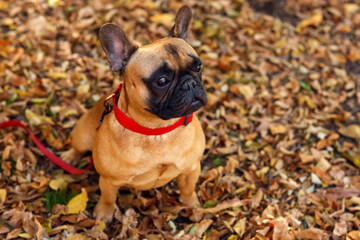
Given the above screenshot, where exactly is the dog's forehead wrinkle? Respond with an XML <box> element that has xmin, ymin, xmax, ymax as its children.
<box><xmin>164</xmin><ymin>43</ymin><xmax>179</xmax><ymax>58</ymax></box>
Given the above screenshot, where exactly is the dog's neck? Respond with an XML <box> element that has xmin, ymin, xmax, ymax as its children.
<box><xmin>116</xmin><ymin>83</ymin><xmax>180</xmax><ymax>129</ymax></box>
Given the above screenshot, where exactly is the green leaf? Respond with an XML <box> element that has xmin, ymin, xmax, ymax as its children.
<box><xmin>299</xmin><ymin>81</ymin><xmax>312</xmax><ymax>91</ymax></box>
<box><xmin>188</xmin><ymin>225</ymin><xmax>199</xmax><ymax>235</ymax></box>
<box><xmin>213</xmin><ymin>157</ymin><xmax>222</xmax><ymax>166</ymax></box>
<box><xmin>202</xmin><ymin>200</ymin><xmax>218</xmax><ymax>208</ymax></box>
<box><xmin>6</xmin><ymin>92</ymin><xmax>18</xmax><ymax>105</ymax></box>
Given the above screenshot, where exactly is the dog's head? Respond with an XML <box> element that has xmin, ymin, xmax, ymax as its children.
<box><xmin>99</xmin><ymin>5</ymin><xmax>207</xmax><ymax>120</ymax></box>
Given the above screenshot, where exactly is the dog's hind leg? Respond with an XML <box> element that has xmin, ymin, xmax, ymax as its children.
<box><xmin>61</xmin><ymin>97</ymin><xmax>106</xmax><ymax>163</ymax></box>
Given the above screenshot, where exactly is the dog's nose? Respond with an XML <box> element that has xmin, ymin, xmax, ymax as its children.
<box><xmin>181</xmin><ymin>79</ymin><xmax>196</xmax><ymax>90</ymax></box>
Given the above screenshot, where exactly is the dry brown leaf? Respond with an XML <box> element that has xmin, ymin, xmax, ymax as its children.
<box><xmin>196</xmin><ymin>199</ymin><xmax>250</xmax><ymax>214</ymax></box>
<box><xmin>272</xmin><ymin>217</ymin><xmax>294</xmax><ymax>240</ymax></box>
<box><xmin>295</xmin><ymin>228</ymin><xmax>329</xmax><ymax>240</ymax></box>
<box><xmin>333</xmin><ymin>220</ymin><xmax>347</xmax><ymax>237</ymax></box>
<box><xmin>347</xmin><ymin>231</ymin><xmax>360</xmax><ymax>240</ymax></box>
<box><xmin>150</xmin><ymin>13</ymin><xmax>174</xmax><ymax>25</ymax></box>
<box><xmin>339</xmin><ymin>125</ymin><xmax>360</xmax><ymax>139</ymax></box>
<box><xmin>196</xmin><ymin>219</ymin><xmax>213</xmax><ymax>238</ymax></box>
<box><xmin>296</xmin><ymin>12</ymin><xmax>323</xmax><ymax>32</ymax></box>
<box><xmin>269</xmin><ymin>125</ymin><xmax>287</xmax><ymax>135</ymax></box>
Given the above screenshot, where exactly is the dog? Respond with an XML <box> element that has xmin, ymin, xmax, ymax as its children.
<box><xmin>61</xmin><ymin>5</ymin><xmax>207</xmax><ymax>223</ymax></box>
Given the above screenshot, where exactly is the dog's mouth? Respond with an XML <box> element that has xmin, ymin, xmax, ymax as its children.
<box><xmin>191</xmin><ymin>98</ymin><xmax>201</xmax><ymax>106</ymax></box>
<box><xmin>184</xmin><ymin>96</ymin><xmax>207</xmax><ymax>115</ymax></box>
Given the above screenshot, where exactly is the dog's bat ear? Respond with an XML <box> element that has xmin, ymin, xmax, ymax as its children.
<box><xmin>169</xmin><ymin>5</ymin><xmax>192</xmax><ymax>41</ymax></box>
<box><xmin>99</xmin><ymin>23</ymin><xmax>138</xmax><ymax>73</ymax></box>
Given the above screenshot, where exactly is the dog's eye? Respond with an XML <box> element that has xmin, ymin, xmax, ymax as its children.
<box><xmin>195</xmin><ymin>63</ymin><xmax>202</xmax><ymax>72</ymax></box>
<box><xmin>157</xmin><ymin>77</ymin><xmax>169</xmax><ymax>87</ymax></box>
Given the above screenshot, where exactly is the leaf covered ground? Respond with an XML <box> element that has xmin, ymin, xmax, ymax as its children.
<box><xmin>1</xmin><ymin>0</ymin><xmax>360</xmax><ymax>239</ymax></box>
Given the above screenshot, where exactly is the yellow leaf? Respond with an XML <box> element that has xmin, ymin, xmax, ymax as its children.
<box><xmin>233</xmin><ymin>218</ymin><xmax>246</xmax><ymax>237</ymax></box>
<box><xmin>353</xmin><ymin>154</ymin><xmax>360</xmax><ymax>168</ymax></box>
<box><xmin>238</xmin><ymin>84</ymin><xmax>254</xmax><ymax>99</ymax></box>
<box><xmin>48</xmin><ymin>0</ymin><xmax>60</xmax><ymax>8</ymax></box>
<box><xmin>15</xmin><ymin>89</ymin><xmax>30</xmax><ymax>97</ymax></box>
<box><xmin>303</xmin><ymin>95</ymin><xmax>317</xmax><ymax>109</ymax></box>
<box><xmin>67</xmin><ymin>188</ymin><xmax>88</xmax><ymax>214</ymax></box>
<box><xmin>65</xmin><ymin>234</ymin><xmax>90</xmax><ymax>240</ymax></box>
<box><xmin>18</xmin><ymin>233</ymin><xmax>31</xmax><ymax>238</ymax></box>
<box><xmin>47</xmin><ymin>71</ymin><xmax>68</xmax><ymax>80</ymax></box>
<box><xmin>77</xmin><ymin>83</ymin><xmax>90</xmax><ymax>95</ymax></box>
<box><xmin>339</xmin><ymin>125</ymin><xmax>360</xmax><ymax>139</ymax></box>
<box><xmin>49</xmin><ymin>178</ymin><xmax>68</xmax><ymax>191</ymax></box>
<box><xmin>150</xmin><ymin>13</ymin><xmax>174</xmax><ymax>25</ymax></box>
<box><xmin>227</xmin><ymin>234</ymin><xmax>239</xmax><ymax>240</ymax></box>
<box><xmin>269</xmin><ymin>125</ymin><xmax>287</xmax><ymax>135</ymax></box>
<box><xmin>25</xmin><ymin>109</ymin><xmax>54</xmax><ymax>126</ymax></box>
<box><xmin>344</xmin><ymin>4</ymin><xmax>359</xmax><ymax>13</ymax></box>
<box><xmin>42</xmin><ymin>219</ymin><xmax>52</xmax><ymax>233</ymax></box>
<box><xmin>94</xmin><ymin>220</ymin><xmax>106</xmax><ymax>231</ymax></box>
<box><xmin>0</xmin><ymin>1</ymin><xmax>9</xmax><ymax>10</ymax></box>
<box><xmin>296</xmin><ymin>12</ymin><xmax>323</xmax><ymax>32</ymax></box>
<box><xmin>0</xmin><ymin>189</ymin><xmax>6</xmax><ymax>206</ymax></box>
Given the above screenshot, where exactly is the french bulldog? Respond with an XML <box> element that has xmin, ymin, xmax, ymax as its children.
<box><xmin>61</xmin><ymin>5</ymin><xmax>207</xmax><ymax>222</ymax></box>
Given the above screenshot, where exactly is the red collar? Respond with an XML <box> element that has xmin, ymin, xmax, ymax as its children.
<box><xmin>112</xmin><ymin>83</ymin><xmax>193</xmax><ymax>135</ymax></box>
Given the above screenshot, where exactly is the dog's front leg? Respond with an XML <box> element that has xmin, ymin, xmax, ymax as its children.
<box><xmin>93</xmin><ymin>176</ymin><xmax>120</xmax><ymax>223</ymax></box>
<box><xmin>177</xmin><ymin>161</ymin><xmax>201</xmax><ymax>208</ymax></box>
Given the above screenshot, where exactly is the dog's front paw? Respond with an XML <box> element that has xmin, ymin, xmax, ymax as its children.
<box><xmin>61</xmin><ymin>148</ymin><xmax>82</xmax><ymax>163</ymax></box>
<box><xmin>93</xmin><ymin>202</ymin><xmax>118</xmax><ymax>223</ymax></box>
<box><xmin>180</xmin><ymin>192</ymin><xmax>200</xmax><ymax>208</ymax></box>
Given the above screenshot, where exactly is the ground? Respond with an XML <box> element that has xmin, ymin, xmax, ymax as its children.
<box><xmin>0</xmin><ymin>0</ymin><xmax>360</xmax><ymax>239</ymax></box>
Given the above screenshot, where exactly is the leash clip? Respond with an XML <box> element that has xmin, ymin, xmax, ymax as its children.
<box><xmin>103</xmin><ymin>93</ymin><xmax>115</xmax><ymax>109</ymax></box>
<box><xmin>98</xmin><ymin>94</ymin><xmax>115</xmax><ymax>130</ymax></box>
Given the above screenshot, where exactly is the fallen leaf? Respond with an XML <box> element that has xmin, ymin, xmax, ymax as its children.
<box><xmin>333</xmin><ymin>220</ymin><xmax>347</xmax><ymax>236</ymax></box>
<box><xmin>6</xmin><ymin>228</ymin><xmax>22</xmax><ymax>239</ymax></box>
<box><xmin>238</xmin><ymin>84</ymin><xmax>254</xmax><ymax>99</ymax></box>
<box><xmin>0</xmin><ymin>225</ymin><xmax>10</xmax><ymax>234</ymax></box>
<box><xmin>0</xmin><ymin>1</ymin><xmax>9</xmax><ymax>9</ymax></box>
<box><xmin>347</xmin><ymin>231</ymin><xmax>360</xmax><ymax>240</ymax></box>
<box><xmin>233</xmin><ymin>218</ymin><xmax>246</xmax><ymax>237</ymax></box>
<box><xmin>18</xmin><ymin>233</ymin><xmax>31</xmax><ymax>238</ymax></box>
<box><xmin>67</xmin><ymin>188</ymin><xmax>88</xmax><ymax>214</ymax></box>
<box><xmin>296</xmin><ymin>12</ymin><xmax>323</xmax><ymax>32</ymax></box>
<box><xmin>30</xmin><ymin>177</ymin><xmax>50</xmax><ymax>189</ymax></box>
<box><xmin>25</xmin><ymin>109</ymin><xmax>54</xmax><ymax>126</ymax></box>
<box><xmin>49</xmin><ymin>178</ymin><xmax>68</xmax><ymax>191</ymax></box>
<box><xmin>338</xmin><ymin>125</ymin><xmax>360</xmax><ymax>139</ymax></box>
<box><xmin>273</xmin><ymin>217</ymin><xmax>293</xmax><ymax>240</ymax></box>
<box><xmin>196</xmin><ymin>199</ymin><xmax>250</xmax><ymax>214</ymax></box>
<box><xmin>94</xmin><ymin>220</ymin><xmax>106</xmax><ymax>232</ymax></box>
<box><xmin>315</xmin><ymin>158</ymin><xmax>331</xmax><ymax>172</ymax></box>
<box><xmin>295</xmin><ymin>228</ymin><xmax>329</xmax><ymax>240</ymax></box>
<box><xmin>65</xmin><ymin>233</ymin><xmax>90</xmax><ymax>240</ymax></box>
<box><xmin>269</xmin><ymin>125</ymin><xmax>287</xmax><ymax>135</ymax></box>
<box><xmin>77</xmin><ymin>83</ymin><xmax>90</xmax><ymax>96</ymax></box>
<box><xmin>344</xmin><ymin>4</ymin><xmax>359</xmax><ymax>13</ymax></box>
<box><xmin>196</xmin><ymin>219</ymin><xmax>213</xmax><ymax>238</ymax></box>
<box><xmin>299</xmin><ymin>153</ymin><xmax>314</xmax><ymax>164</ymax></box>
<box><xmin>0</xmin><ymin>189</ymin><xmax>6</xmax><ymax>206</ymax></box>
<box><xmin>150</xmin><ymin>13</ymin><xmax>174</xmax><ymax>25</ymax></box>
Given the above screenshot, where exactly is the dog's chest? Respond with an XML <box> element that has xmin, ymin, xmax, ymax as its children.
<box><xmin>93</xmin><ymin>122</ymin><xmax>203</xmax><ymax>189</ymax></box>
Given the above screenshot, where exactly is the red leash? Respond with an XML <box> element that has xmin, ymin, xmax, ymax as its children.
<box><xmin>0</xmin><ymin>120</ymin><xmax>93</xmax><ymax>174</ymax></box>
